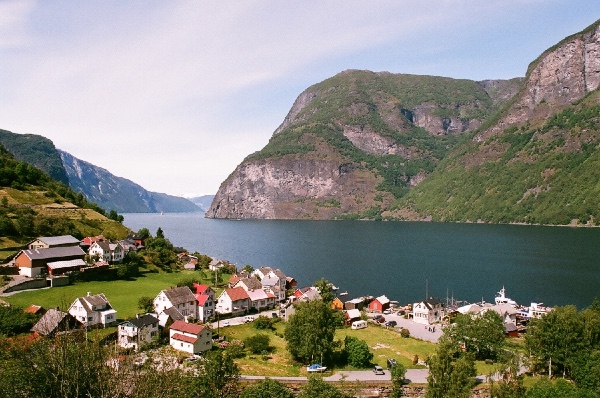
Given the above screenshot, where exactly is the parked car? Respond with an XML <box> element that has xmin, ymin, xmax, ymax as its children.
<box><xmin>387</xmin><ymin>358</ymin><xmax>397</xmax><ymax>369</ymax></box>
<box><xmin>307</xmin><ymin>363</ymin><xmax>327</xmax><ymax>373</ymax></box>
<box><xmin>373</xmin><ymin>314</ymin><xmax>383</xmax><ymax>321</ymax></box>
<box><xmin>385</xmin><ymin>320</ymin><xmax>397</xmax><ymax>327</ymax></box>
<box><xmin>244</xmin><ymin>316</ymin><xmax>255</xmax><ymax>323</ymax></box>
<box><xmin>376</xmin><ymin>316</ymin><xmax>386</xmax><ymax>323</ymax></box>
<box><xmin>383</xmin><ymin>309</ymin><xmax>391</xmax><ymax>314</ymax></box>
<box><xmin>373</xmin><ymin>365</ymin><xmax>385</xmax><ymax>375</ymax></box>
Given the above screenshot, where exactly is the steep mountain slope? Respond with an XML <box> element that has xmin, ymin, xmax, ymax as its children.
<box><xmin>392</xmin><ymin>20</ymin><xmax>600</xmax><ymax>225</ymax></box>
<box><xmin>59</xmin><ymin>150</ymin><xmax>200</xmax><ymax>213</ymax></box>
<box><xmin>208</xmin><ymin>19</ymin><xmax>599</xmax><ymax>224</ymax></box>
<box><xmin>0</xmin><ymin>143</ymin><xmax>129</xmax><ymax>259</ymax></box>
<box><xmin>207</xmin><ymin>71</ymin><xmax>521</xmax><ymax>219</ymax></box>
<box><xmin>0</xmin><ymin>129</ymin><xmax>69</xmax><ymax>185</ymax></box>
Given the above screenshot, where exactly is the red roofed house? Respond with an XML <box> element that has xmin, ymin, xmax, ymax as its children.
<box><xmin>368</xmin><ymin>295</ymin><xmax>391</xmax><ymax>313</ymax></box>
<box><xmin>216</xmin><ymin>287</ymin><xmax>250</xmax><ymax>316</ymax></box>
<box><xmin>169</xmin><ymin>320</ymin><xmax>212</xmax><ymax>355</ymax></box>
<box><xmin>193</xmin><ymin>284</ymin><xmax>215</xmax><ymax>322</ymax></box>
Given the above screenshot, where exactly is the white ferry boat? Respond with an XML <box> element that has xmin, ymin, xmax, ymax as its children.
<box><xmin>495</xmin><ymin>287</ymin><xmax>518</xmax><ymax>307</ymax></box>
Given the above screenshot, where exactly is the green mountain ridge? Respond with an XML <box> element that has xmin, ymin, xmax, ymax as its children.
<box><xmin>0</xmin><ymin>144</ymin><xmax>130</xmax><ymax>259</ymax></box>
<box><xmin>207</xmin><ymin>19</ymin><xmax>600</xmax><ymax>225</ymax></box>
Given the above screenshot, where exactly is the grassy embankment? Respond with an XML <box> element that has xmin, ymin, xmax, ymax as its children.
<box><xmin>3</xmin><ymin>269</ymin><xmax>231</xmax><ymax>320</ymax></box>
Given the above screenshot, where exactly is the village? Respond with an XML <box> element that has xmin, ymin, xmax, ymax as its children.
<box><xmin>0</xmin><ymin>233</ymin><xmax>554</xmax><ymax>370</ymax></box>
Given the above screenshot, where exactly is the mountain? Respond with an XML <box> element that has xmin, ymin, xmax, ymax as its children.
<box><xmin>390</xmin><ymin>20</ymin><xmax>600</xmax><ymax>225</ymax></box>
<box><xmin>58</xmin><ymin>150</ymin><xmax>200</xmax><ymax>213</ymax></box>
<box><xmin>0</xmin><ymin>129</ymin><xmax>69</xmax><ymax>185</ymax></box>
<box><xmin>186</xmin><ymin>195</ymin><xmax>215</xmax><ymax>212</ymax></box>
<box><xmin>0</xmin><ymin>143</ymin><xmax>130</xmax><ymax>259</ymax></box>
<box><xmin>207</xmin><ymin>19</ymin><xmax>599</xmax><ymax>225</ymax></box>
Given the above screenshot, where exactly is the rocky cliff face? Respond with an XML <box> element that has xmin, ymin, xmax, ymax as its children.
<box><xmin>208</xmin><ymin>20</ymin><xmax>599</xmax><ymax>222</ymax></box>
<box><xmin>475</xmin><ymin>22</ymin><xmax>600</xmax><ymax>143</ymax></box>
<box><xmin>59</xmin><ymin>150</ymin><xmax>200</xmax><ymax>213</ymax></box>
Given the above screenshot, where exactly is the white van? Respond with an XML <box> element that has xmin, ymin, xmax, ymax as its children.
<box><xmin>351</xmin><ymin>320</ymin><xmax>367</xmax><ymax>330</ymax></box>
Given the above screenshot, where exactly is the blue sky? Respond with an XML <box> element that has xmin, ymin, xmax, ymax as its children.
<box><xmin>0</xmin><ymin>1</ymin><xmax>598</xmax><ymax>196</ymax></box>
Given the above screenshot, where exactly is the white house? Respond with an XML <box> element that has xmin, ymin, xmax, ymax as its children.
<box><xmin>68</xmin><ymin>292</ymin><xmax>117</xmax><ymax>328</ymax></box>
<box><xmin>118</xmin><ymin>314</ymin><xmax>159</xmax><ymax>350</ymax></box>
<box><xmin>246</xmin><ymin>288</ymin><xmax>276</xmax><ymax>311</ymax></box>
<box><xmin>154</xmin><ymin>286</ymin><xmax>198</xmax><ymax>320</ymax></box>
<box><xmin>169</xmin><ymin>320</ymin><xmax>212</xmax><ymax>355</ymax></box>
<box><xmin>412</xmin><ymin>297</ymin><xmax>444</xmax><ymax>325</ymax></box>
<box><xmin>252</xmin><ymin>267</ymin><xmax>287</xmax><ymax>302</ymax></box>
<box><xmin>88</xmin><ymin>241</ymin><xmax>125</xmax><ymax>264</ymax></box>
<box><xmin>216</xmin><ymin>287</ymin><xmax>250</xmax><ymax>316</ymax></box>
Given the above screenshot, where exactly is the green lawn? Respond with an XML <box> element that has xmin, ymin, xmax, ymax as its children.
<box><xmin>3</xmin><ymin>270</ymin><xmax>230</xmax><ymax>320</ymax></box>
<box><xmin>220</xmin><ymin>321</ymin><xmax>437</xmax><ymax>377</ymax></box>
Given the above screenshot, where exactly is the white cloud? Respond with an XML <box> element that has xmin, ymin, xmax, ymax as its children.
<box><xmin>0</xmin><ymin>0</ymin><xmax>35</xmax><ymax>48</ymax></box>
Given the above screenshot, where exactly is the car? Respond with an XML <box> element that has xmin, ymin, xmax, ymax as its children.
<box><xmin>385</xmin><ymin>320</ymin><xmax>397</xmax><ymax>327</ymax></box>
<box><xmin>387</xmin><ymin>358</ymin><xmax>397</xmax><ymax>369</ymax></box>
<box><xmin>383</xmin><ymin>309</ymin><xmax>391</xmax><ymax>315</ymax></box>
<box><xmin>244</xmin><ymin>316</ymin><xmax>255</xmax><ymax>323</ymax></box>
<box><xmin>373</xmin><ymin>365</ymin><xmax>385</xmax><ymax>375</ymax></box>
<box><xmin>373</xmin><ymin>314</ymin><xmax>383</xmax><ymax>321</ymax></box>
<box><xmin>376</xmin><ymin>316</ymin><xmax>386</xmax><ymax>323</ymax></box>
<box><xmin>307</xmin><ymin>363</ymin><xmax>327</xmax><ymax>373</ymax></box>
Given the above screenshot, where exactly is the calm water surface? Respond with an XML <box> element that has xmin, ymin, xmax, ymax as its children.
<box><xmin>123</xmin><ymin>213</ymin><xmax>600</xmax><ymax>309</ymax></box>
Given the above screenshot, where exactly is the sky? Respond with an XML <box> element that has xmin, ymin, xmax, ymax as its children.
<box><xmin>0</xmin><ymin>1</ymin><xmax>598</xmax><ymax>197</ymax></box>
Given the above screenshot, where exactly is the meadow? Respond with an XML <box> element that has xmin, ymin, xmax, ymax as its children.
<box><xmin>3</xmin><ymin>269</ymin><xmax>229</xmax><ymax>319</ymax></box>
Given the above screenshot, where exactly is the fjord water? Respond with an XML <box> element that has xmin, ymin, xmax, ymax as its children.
<box><xmin>123</xmin><ymin>213</ymin><xmax>600</xmax><ymax>309</ymax></box>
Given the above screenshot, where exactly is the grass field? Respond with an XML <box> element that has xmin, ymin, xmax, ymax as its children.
<box><xmin>219</xmin><ymin>321</ymin><xmax>437</xmax><ymax>377</ymax></box>
<box><xmin>2</xmin><ymin>269</ymin><xmax>230</xmax><ymax>319</ymax></box>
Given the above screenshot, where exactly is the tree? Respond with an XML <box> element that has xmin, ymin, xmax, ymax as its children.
<box><xmin>284</xmin><ymin>300</ymin><xmax>338</xmax><ymax>364</ymax></box>
<box><xmin>525</xmin><ymin>305</ymin><xmax>587</xmax><ymax>377</ymax></box>
<box><xmin>244</xmin><ymin>334</ymin><xmax>271</xmax><ymax>355</ymax></box>
<box><xmin>344</xmin><ymin>336</ymin><xmax>373</xmax><ymax>368</ymax></box>
<box><xmin>138</xmin><ymin>296</ymin><xmax>154</xmax><ymax>313</ymax></box>
<box><xmin>0</xmin><ymin>306</ymin><xmax>40</xmax><ymax>337</ymax></box>
<box><xmin>241</xmin><ymin>265</ymin><xmax>254</xmax><ymax>274</ymax></box>
<box><xmin>426</xmin><ymin>339</ymin><xmax>476</xmax><ymax>398</ymax></box>
<box><xmin>254</xmin><ymin>315</ymin><xmax>275</xmax><ymax>330</ymax></box>
<box><xmin>489</xmin><ymin>351</ymin><xmax>526</xmax><ymax>398</ymax></box>
<box><xmin>156</xmin><ymin>227</ymin><xmax>165</xmax><ymax>239</ymax></box>
<box><xmin>241</xmin><ymin>378</ymin><xmax>294</xmax><ymax>398</ymax></box>
<box><xmin>297</xmin><ymin>376</ymin><xmax>343</xmax><ymax>398</ymax></box>
<box><xmin>525</xmin><ymin>377</ymin><xmax>580</xmax><ymax>398</ymax></box>
<box><xmin>390</xmin><ymin>362</ymin><xmax>407</xmax><ymax>398</ymax></box>
<box><xmin>446</xmin><ymin>310</ymin><xmax>505</xmax><ymax>360</ymax></box>
<box><xmin>314</xmin><ymin>278</ymin><xmax>335</xmax><ymax>304</ymax></box>
<box><xmin>187</xmin><ymin>350</ymin><xmax>240</xmax><ymax>398</ymax></box>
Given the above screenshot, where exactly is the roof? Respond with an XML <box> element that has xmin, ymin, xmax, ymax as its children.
<box><xmin>162</xmin><ymin>286</ymin><xmax>197</xmax><ymax>306</ymax></box>
<box><xmin>193</xmin><ymin>283</ymin><xmax>211</xmax><ymax>294</ymax></box>
<box><xmin>33</xmin><ymin>235</ymin><xmax>80</xmax><ymax>246</ymax></box>
<box><xmin>122</xmin><ymin>314</ymin><xmax>158</xmax><ymax>329</ymax></box>
<box><xmin>505</xmin><ymin>323</ymin><xmax>518</xmax><ymax>332</ymax></box>
<box><xmin>272</xmin><ymin>269</ymin><xmax>286</xmax><ymax>279</ymax></box>
<box><xmin>196</xmin><ymin>294</ymin><xmax>210</xmax><ymax>306</ymax></box>
<box><xmin>256</xmin><ymin>267</ymin><xmax>272</xmax><ymax>275</ymax></box>
<box><xmin>170</xmin><ymin>320</ymin><xmax>205</xmax><ymax>334</ymax></box>
<box><xmin>346</xmin><ymin>298</ymin><xmax>365</xmax><ymax>304</ymax></box>
<box><xmin>374</xmin><ymin>295</ymin><xmax>390</xmax><ymax>305</ymax></box>
<box><xmin>47</xmin><ymin>259</ymin><xmax>86</xmax><ymax>270</ymax></box>
<box><xmin>246</xmin><ymin>288</ymin><xmax>270</xmax><ymax>301</ymax></box>
<box><xmin>162</xmin><ymin>306</ymin><xmax>185</xmax><ymax>320</ymax></box>
<box><xmin>31</xmin><ymin>309</ymin><xmax>78</xmax><ymax>335</ymax></box>
<box><xmin>171</xmin><ymin>333</ymin><xmax>197</xmax><ymax>344</ymax></box>
<box><xmin>224</xmin><ymin>287</ymin><xmax>250</xmax><ymax>302</ymax></box>
<box><xmin>19</xmin><ymin>246</ymin><xmax>86</xmax><ymax>261</ymax></box>
<box><xmin>24</xmin><ymin>304</ymin><xmax>44</xmax><ymax>314</ymax></box>
<box><xmin>237</xmin><ymin>277</ymin><xmax>262</xmax><ymax>290</ymax></box>
<box><xmin>346</xmin><ymin>309</ymin><xmax>361</xmax><ymax>319</ymax></box>
<box><xmin>261</xmin><ymin>275</ymin><xmax>279</xmax><ymax>286</ymax></box>
<box><xmin>73</xmin><ymin>293</ymin><xmax>111</xmax><ymax>313</ymax></box>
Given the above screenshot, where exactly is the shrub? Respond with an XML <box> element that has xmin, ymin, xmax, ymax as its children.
<box><xmin>244</xmin><ymin>334</ymin><xmax>271</xmax><ymax>355</ymax></box>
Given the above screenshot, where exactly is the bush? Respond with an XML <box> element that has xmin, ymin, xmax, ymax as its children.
<box><xmin>244</xmin><ymin>334</ymin><xmax>271</xmax><ymax>355</ymax></box>
<box><xmin>400</xmin><ymin>328</ymin><xmax>410</xmax><ymax>338</ymax></box>
<box><xmin>254</xmin><ymin>316</ymin><xmax>274</xmax><ymax>330</ymax></box>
